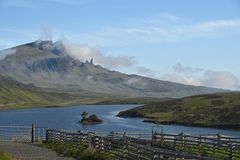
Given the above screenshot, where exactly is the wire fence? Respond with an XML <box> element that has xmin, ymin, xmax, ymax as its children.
<box><xmin>0</xmin><ymin>124</ymin><xmax>46</xmax><ymax>142</ymax></box>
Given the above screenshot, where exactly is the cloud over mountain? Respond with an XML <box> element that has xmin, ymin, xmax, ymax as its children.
<box><xmin>161</xmin><ymin>63</ymin><xmax>240</xmax><ymax>90</ymax></box>
<box><xmin>202</xmin><ymin>70</ymin><xmax>240</xmax><ymax>90</ymax></box>
<box><xmin>64</xmin><ymin>43</ymin><xmax>136</xmax><ymax>69</ymax></box>
<box><xmin>0</xmin><ymin>48</ymin><xmax>16</xmax><ymax>60</ymax></box>
<box><xmin>173</xmin><ymin>63</ymin><xmax>204</xmax><ymax>73</ymax></box>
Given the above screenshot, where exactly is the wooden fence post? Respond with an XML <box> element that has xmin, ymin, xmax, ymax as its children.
<box><xmin>173</xmin><ymin>135</ymin><xmax>176</xmax><ymax>150</ymax></box>
<box><xmin>110</xmin><ymin>131</ymin><xmax>115</xmax><ymax>139</ymax></box>
<box><xmin>45</xmin><ymin>129</ymin><xmax>49</xmax><ymax>141</ymax></box>
<box><xmin>137</xmin><ymin>146</ymin><xmax>141</xmax><ymax>160</ymax></box>
<box><xmin>160</xmin><ymin>132</ymin><xmax>164</xmax><ymax>146</ymax></box>
<box><xmin>31</xmin><ymin>123</ymin><xmax>36</xmax><ymax>143</ymax></box>
<box><xmin>88</xmin><ymin>132</ymin><xmax>93</xmax><ymax>148</ymax></box>
<box><xmin>100</xmin><ymin>137</ymin><xmax>104</xmax><ymax>151</ymax></box>
<box><xmin>123</xmin><ymin>138</ymin><xmax>128</xmax><ymax>160</ymax></box>
<box><xmin>183</xmin><ymin>135</ymin><xmax>186</xmax><ymax>150</ymax></box>
<box><xmin>107</xmin><ymin>139</ymin><xmax>111</xmax><ymax>151</ymax></box>
<box><xmin>198</xmin><ymin>135</ymin><xmax>201</xmax><ymax>154</ymax></box>
<box><xmin>229</xmin><ymin>143</ymin><xmax>234</xmax><ymax>160</ymax></box>
<box><xmin>123</xmin><ymin>132</ymin><xmax>127</xmax><ymax>143</ymax></box>
<box><xmin>94</xmin><ymin>136</ymin><xmax>99</xmax><ymax>150</ymax></box>
<box><xmin>217</xmin><ymin>133</ymin><xmax>220</xmax><ymax>147</ymax></box>
<box><xmin>152</xmin><ymin>150</ymin><xmax>158</xmax><ymax>160</ymax></box>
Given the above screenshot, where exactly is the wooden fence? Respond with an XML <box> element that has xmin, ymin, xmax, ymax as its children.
<box><xmin>46</xmin><ymin>129</ymin><xmax>229</xmax><ymax>160</ymax></box>
<box><xmin>151</xmin><ymin>132</ymin><xmax>240</xmax><ymax>159</ymax></box>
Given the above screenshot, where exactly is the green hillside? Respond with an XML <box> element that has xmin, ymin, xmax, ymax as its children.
<box><xmin>118</xmin><ymin>92</ymin><xmax>240</xmax><ymax>129</ymax></box>
<box><xmin>0</xmin><ymin>74</ymin><xmax>106</xmax><ymax>110</ymax></box>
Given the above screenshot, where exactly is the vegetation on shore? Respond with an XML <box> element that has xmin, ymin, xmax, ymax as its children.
<box><xmin>44</xmin><ymin>141</ymin><xmax>113</xmax><ymax>160</ymax></box>
<box><xmin>79</xmin><ymin>111</ymin><xmax>103</xmax><ymax>125</ymax></box>
<box><xmin>0</xmin><ymin>151</ymin><xmax>11</xmax><ymax>160</ymax></box>
<box><xmin>117</xmin><ymin>92</ymin><xmax>240</xmax><ymax>129</ymax></box>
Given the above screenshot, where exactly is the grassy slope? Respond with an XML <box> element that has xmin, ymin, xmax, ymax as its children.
<box><xmin>0</xmin><ymin>74</ymin><xmax>108</xmax><ymax>110</ymax></box>
<box><xmin>95</xmin><ymin>97</ymin><xmax>171</xmax><ymax>105</ymax></box>
<box><xmin>117</xmin><ymin>92</ymin><xmax>240</xmax><ymax>129</ymax></box>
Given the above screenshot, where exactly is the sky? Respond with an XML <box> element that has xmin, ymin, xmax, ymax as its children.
<box><xmin>0</xmin><ymin>0</ymin><xmax>240</xmax><ymax>90</ymax></box>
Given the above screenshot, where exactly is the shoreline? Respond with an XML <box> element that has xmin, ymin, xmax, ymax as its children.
<box><xmin>117</xmin><ymin>114</ymin><xmax>240</xmax><ymax>131</ymax></box>
<box><xmin>0</xmin><ymin>103</ymin><xmax>141</xmax><ymax>111</ymax></box>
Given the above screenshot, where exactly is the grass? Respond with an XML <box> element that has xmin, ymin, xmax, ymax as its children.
<box><xmin>43</xmin><ymin>141</ymin><xmax>114</xmax><ymax>160</ymax></box>
<box><xmin>0</xmin><ymin>74</ymin><xmax>118</xmax><ymax>110</ymax></box>
<box><xmin>118</xmin><ymin>92</ymin><xmax>240</xmax><ymax>129</ymax></box>
<box><xmin>0</xmin><ymin>151</ymin><xmax>11</xmax><ymax>160</ymax></box>
<box><xmin>154</xmin><ymin>141</ymin><xmax>240</xmax><ymax>160</ymax></box>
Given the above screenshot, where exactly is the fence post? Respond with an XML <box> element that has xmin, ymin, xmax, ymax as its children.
<box><xmin>88</xmin><ymin>132</ymin><xmax>94</xmax><ymax>148</ymax></box>
<box><xmin>173</xmin><ymin>135</ymin><xmax>176</xmax><ymax>150</ymax></box>
<box><xmin>100</xmin><ymin>137</ymin><xmax>104</xmax><ymax>151</ymax></box>
<box><xmin>107</xmin><ymin>139</ymin><xmax>111</xmax><ymax>151</ymax></box>
<box><xmin>198</xmin><ymin>135</ymin><xmax>201</xmax><ymax>154</ymax></box>
<box><xmin>94</xmin><ymin>136</ymin><xmax>100</xmax><ymax>150</ymax></box>
<box><xmin>45</xmin><ymin>129</ymin><xmax>49</xmax><ymax>141</ymax></box>
<box><xmin>123</xmin><ymin>138</ymin><xmax>128</xmax><ymax>160</ymax></box>
<box><xmin>183</xmin><ymin>135</ymin><xmax>186</xmax><ymax>150</ymax></box>
<box><xmin>217</xmin><ymin>133</ymin><xmax>220</xmax><ymax>147</ymax></box>
<box><xmin>152</xmin><ymin>150</ymin><xmax>158</xmax><ymax>160</ymax></box>
<box><xmin>123</xmin><ymin>132</ymin><xmax>127</xmax><ymax>143</ymax></box>
<box><xmin>137</xmin><ymin>146</ymin><xmax>141</xmax><ymax>160</ymax></box>
<box><xmin>229</xmin><ymin>143</ymin><xmax>234</xmax><ymax>160</ymax></box>
<box><xmin>161</xmin><ymin>132</ymin><xmax>164</xmax><ymax>146</ymax></box>
<box><xmin>31</xmin><ymin>123</ymin><xmax>36</xmax><ymax>143</ymax></box>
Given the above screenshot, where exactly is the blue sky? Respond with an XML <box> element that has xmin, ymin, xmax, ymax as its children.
<box><xmin>1</xmin><ymin>0</ymin><xmax>240</xmax><ymax>90</ymax></box>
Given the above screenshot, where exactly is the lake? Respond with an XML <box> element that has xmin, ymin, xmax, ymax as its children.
<box><xmin>0</xmin><ymin>105</ymin><xmax>239</xmax><ymax>137</ymax></box>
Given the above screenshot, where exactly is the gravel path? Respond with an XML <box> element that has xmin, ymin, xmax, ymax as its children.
<box><xmin>0</xmin><ymin>141</ymin><xmax>75</xmax><ymax>160</ymax></box>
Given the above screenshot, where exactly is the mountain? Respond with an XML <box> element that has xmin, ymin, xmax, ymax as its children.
<box><xmin>118</xmin><ymin>92</ymin><xmax>240</xmax><ymax>129</ymax></box>
<box><xmin>0</xmin><ymin>40</ymin><xmax>225</xmax><ymax>98</ymax></box>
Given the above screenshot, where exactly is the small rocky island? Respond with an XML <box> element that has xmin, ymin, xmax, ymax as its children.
<box><xmin>79</xmin><ymin>111</ymin><xmax>103</xmax><ymax>125</ymax></box>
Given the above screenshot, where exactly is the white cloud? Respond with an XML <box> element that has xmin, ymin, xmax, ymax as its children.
<box><xmin>79</xmin><ymin>19</ymin><xmax>240</xmax><ymax>46</ymax></box>
<box><xmin>39</xmin><ymin>27</ymin><xmax>53</xmax><ymax>41</ymax></box>
<box><xmin>201</xmin><ymin>70</ymin><xmax>240</xmax><ymax>90</ymax></box>
<box><xmin>1</xmin><ymin>16</ymin><xmax>240</xmax><ymax>48</ymax></box>
<box><xmin>161</xmin><ymin>74</ymin><xmax>203</xmax><ymax>86</ymax></box>
<box><xmin>173</xmin><ymin>63</ymin><xmax>204</xmax><ymax>73</ymax></box>
<box><xmin>0</xmin><ymin>48</ymin><xmax>16</xmax><ymax>60</ymax></box>
<box><xmin>160</xmin><ymin>64</ymin><xmax>240</xmax><ymax>90</ymax></box>
<box><xmin>64</xmin><ymin>43</ymin><xmax>136</xmax><ymax>69</ymax></box>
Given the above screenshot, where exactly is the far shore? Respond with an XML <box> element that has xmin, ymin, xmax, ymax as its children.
<box><xmin>117</xmin><ymin>113</ymin><xmax>240</xmax><ymax>131</ymax></box>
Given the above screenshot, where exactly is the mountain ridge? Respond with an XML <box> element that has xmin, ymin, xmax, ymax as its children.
<box><xmin>0</xmin><ymin>40</ymin><xmax>226</xmax><ymax>98</ymax></box>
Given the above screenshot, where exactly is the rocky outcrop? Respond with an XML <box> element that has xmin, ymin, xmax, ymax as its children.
<box><xmin>80</xmin><ymin>114</ymin><xmax>103</xmax><ymax>125</ymax></box>
<box><xmin>27</xmin><ymin>56</ymin><xmax>84</xmax><ymax>72</ymax></box>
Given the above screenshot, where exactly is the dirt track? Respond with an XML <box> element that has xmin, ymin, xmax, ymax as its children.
<box><xmin>0</xmin><ymin>141</ymin><xmax>74</xmax><ymax>160</ymax></box>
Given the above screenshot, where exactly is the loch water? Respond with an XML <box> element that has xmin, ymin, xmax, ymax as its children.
<box><xmin>0</xmin><ymin>105</ymin><xmax>239</xmax><ymax>137</ymax></box>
